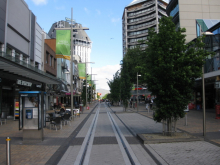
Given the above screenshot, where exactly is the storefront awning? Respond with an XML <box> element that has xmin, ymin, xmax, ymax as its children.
<box><xmin>0</xmin><ymin>53</ymin><xmax>60</xmax><ymax>84</ymax></box>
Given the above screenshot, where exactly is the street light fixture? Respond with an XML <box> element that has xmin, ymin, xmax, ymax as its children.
<box><xmin>137</xmin><ymin>72</ymin><xmax>141</xmax><ymax>112</ymax></box>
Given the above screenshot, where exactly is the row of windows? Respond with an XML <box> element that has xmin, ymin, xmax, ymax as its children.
<box><xmin>128</xmin><ymin>13</ymin><xmax>155</xmax><ymax>23</ymax></box>
<box><xmin>128</xmin><ymin>29</ymin><xmax>149</xmax><ymax>36</ymax></box>
<box><xmin>158</xmin><ymin>9</ymin><xmax>167</xmax><ymax>16</ymax></box>
<box><xmin>128</xmin><ymin>6</ymin><xmax>155</xmax><ymax>17</ymax></box>
<box><xmin>6</xmin><ymin>47</ymin><xmax>28</xmax><ymax>62</ymax></box>
<box><xmin>128</xmin><ymin>27</ymin><xmax>156</xmax><ymax>37</ymax></box>
<box><xmin>46</xmin><ymin>51</ymin><xmax>56</xmax><ymax>69</ymax></box>
<box><xmin>129</xmin><ymin>36</ymin><xmax>147</xmax><ymax>43</ymax></box>
<box><xmin>129</xmin><ymin>44</ymin><xmax>147</xmax><ymax>49</ymax></box>
<box><xmin>213</xmin><ymin>27</ymin><xmax>220</xmax><ymax>35</ymax></box>
<box><xmin>128</xmin><ymin>20</ymin><xmax>156</xmax><ymax>30</ymax></box>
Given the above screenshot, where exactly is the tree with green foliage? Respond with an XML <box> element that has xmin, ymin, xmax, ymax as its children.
<box><xmin>120</xmin><ymin>58</ymin><xmax>133</xmax><ymax>111</ymax></box>
<box><xmin>107</xmin><ymin>70</ymin><xmax>121</xmax><ymax>105</ymax></box>
<box><xmin>140</xmin><ymin>16</ymin><xmax>212</xmax><ymax>135</ymax></box>
<box><xmin>102</xmin><ymin>93</ymin><xmax>109</xmax><ymax>100</ymax></box>
<box><xmin>123</xmin><ymin>47</ymin><xmax>145</xmax><ymax>84</ymax></box>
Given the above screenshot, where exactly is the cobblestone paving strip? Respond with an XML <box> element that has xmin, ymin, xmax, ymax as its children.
<box><xmin>148</xmin><ymin>141</ymin><xmax>220</xmax><ymax>165</ymax></box>
<box><xmin>0</xmin><ymin>144</ymin><xmax>59</xmax><ymax>165</ymax></box>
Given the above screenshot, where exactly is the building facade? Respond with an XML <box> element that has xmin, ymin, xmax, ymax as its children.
<box><xmin>122</xmin><ymin>0</ymin><xmax>168</xmax><ymax>56</ymax></box>
<box><xmin>0</xmin><ymin>0</ymin><xmax>60</xmax><ymax>118</ymax></box>
<box><xmin>166</xmin><ymin>0</ymin><xmax>220</xmax><ymax>43</ymax></box>
<box><xmin>167</xmin><ymin>0</ymin><xmax>220</xmax><ymax>109</ymax></box>
<box><xmin>48</xmin><ymin>20</ymin><xmax>92</xmax><ymax>106</ymax></box>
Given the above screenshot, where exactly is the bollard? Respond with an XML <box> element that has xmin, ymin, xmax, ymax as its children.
<box><xmin>6</xmin><ymin>137</ymin><xmax>11</xmax><ymax>165</ymax></box>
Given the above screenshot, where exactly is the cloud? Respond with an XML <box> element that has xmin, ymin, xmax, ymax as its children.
<box><xmin>111</xmin><ymin>18</ymin><xmax>120</xmax><ymax>23</ymax></box>
<box><xmin>92</xmin><ymin>64</ymin><xmax>121</xmax><ymax>90</ymax></box>
<box><xmin>96</xmin><ymin>9</ymin><xmax>101</xmax><ymax>15</ymax></box>
<box><xmin>84</xmin><ymin>7</ymin><xmax>90</xmax><ymax>14</ymax></box>
<box><xmin>31</xmin><ymin>0</ymin><xmax>48</xmax><ymax>5</ymax></box>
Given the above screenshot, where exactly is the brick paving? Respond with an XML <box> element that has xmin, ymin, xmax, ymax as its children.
<box><xmin>0</xmin><ymin>102</ymin><xmax>97</xmax><ymax>165</ymax></box>
<box><xmin>0</xmin><ymin>102</ymin><xmax>220</xmax><ymax>164</ymax></box>
<box><xmin>126</xmin><ymin>103</ymin><xmax>220</xmax><ymax>145</ymax></box>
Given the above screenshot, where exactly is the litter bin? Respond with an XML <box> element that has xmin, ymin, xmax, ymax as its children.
<box><xmin>215</xmin><ymin>105</ymin><xmax>220</xmax><ymax>119</ymax></box>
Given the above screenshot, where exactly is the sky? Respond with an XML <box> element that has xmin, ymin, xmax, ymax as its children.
<box><xmin>24</xmin><ymin>0</ymin><xmax>169</xmax><ymax>90</ymax></box>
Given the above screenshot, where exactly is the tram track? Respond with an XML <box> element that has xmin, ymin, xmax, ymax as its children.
<box><xmin>74</xmin><ymin>103</ymin><xmax>141</xmax><ymax>165</ymax></box>
<box><xmin>107</xmin><ymin>103</ymin><xmax>163</xmax><ymax>165</ymax></box>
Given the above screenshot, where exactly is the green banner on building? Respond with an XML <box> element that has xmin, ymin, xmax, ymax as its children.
<box><xmin>78</xmin><ymin>63</ymin><xmax>86</xmax><ymax>79</ymax></box>
<box><xmin>56</xmin><ymin>30</ymin><xmax>71</xmax><ymax>60</ymax></box>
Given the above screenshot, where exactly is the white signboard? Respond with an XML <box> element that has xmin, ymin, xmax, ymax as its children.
<box><xmin>33</xmin><ymin>108</ymin><xmax>38</xmax><ymax>118</ymax></box>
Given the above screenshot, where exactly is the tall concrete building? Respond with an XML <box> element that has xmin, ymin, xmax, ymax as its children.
<box><xmin>122</xmin><ymin>0</ymin><xmax>168</xmax><ymax>56</ymax></box>
<box><xmin>166</xmin><ymin>0</ymin><xmax>220</xmax><ymax>43</ymax></box>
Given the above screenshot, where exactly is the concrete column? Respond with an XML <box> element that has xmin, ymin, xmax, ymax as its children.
<box><xmin>12</xmin><ymin>49</ymin><xmax>15</xmax><ymax>57</ymax></box>
<box><xmin>0</xmin><ymin>44</ymin><xmax>4</xmax><ymax>52</ymax></box>
<box><xmin>20</xmin><ymin>53</ymin><xmax>23</xmax><ymax>61</ymax></box>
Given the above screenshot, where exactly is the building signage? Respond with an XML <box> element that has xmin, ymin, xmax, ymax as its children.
<box><xmin>36</xmin><ymin>84</ymin><xmax>42</xmax><ymax>88</ymax></box>
<box><xmin>17</xmin><ymin>79</ymin><xmax>32</xmax><ymax>87</ymax></box>
<box><xmin>65</xmin><ymin>17</ymin><xmax>75</xmax><ymax>23</ymax></box>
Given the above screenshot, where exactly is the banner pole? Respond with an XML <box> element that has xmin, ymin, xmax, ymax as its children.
<box><xmin>70</xmin><ymin>8</ymin><xmax>74</xmax><ymax>119</ymax></box>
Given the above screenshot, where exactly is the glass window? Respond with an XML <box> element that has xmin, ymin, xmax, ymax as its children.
<box><xmin>170</xmin><ymin>4</ymin><xmax>179</xmax><ymax>17</ymax></box>
<box><xmin>197</xmin><ymin>23</ymin><xmax>201</xmax><ymax>37</ymax></box>
<box><xmin>54</xmin><ymin>59</ymin><xmax>56</xmax><ymax>69</ymax></box>
<box><xmin>50</xmin><ymin>56</ymin><xmax>53</xmax><ymax>66</ymax></box>
<box><xmin>6</xmin><ymin>47</ymin><xmax>12</xmax><ymax>55</ymax></box>
<box><xmin>46</xmin><ymin>52</ymin><xmax>49</xmax><ymax>64</ymax></box>
<box><xmin>35</xmin><ymin>62</ymin><xmax>39</xmax><ymax>69</ymax></box>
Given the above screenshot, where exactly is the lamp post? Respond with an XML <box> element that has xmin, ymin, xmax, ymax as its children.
<box><xmin>55</xmin><ymin>9</ymin><xmax>89</xmax><ymax>118</ymax></box>
<box><xmin>202</xmin><ymin>31</ymin><xmax>214</xmax><ymax>137</ymax></box>
<box><xmin>137</xmin><ymin>72</ymin><xmax>141</xmax><ymax>112</ymax></box>
<box><xmin>84</xmin><ymin>62</ymin><xmax>95</xmax><ymax>110</ymax></box>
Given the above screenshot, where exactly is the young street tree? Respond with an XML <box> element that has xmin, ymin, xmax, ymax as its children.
<box><xmin>107</xmin><ymin>70</ymin><xmax>121</xmax><ymax>105</ymax></box>
<box><xmin>142</xmin><ymin>16</ymin><xmax>212</xmax><ymax>135</ymax></box>
<box><xmin>120</xmin><ymin>58</ymin><xmax>133</xmax><ymax>111</ymax></box>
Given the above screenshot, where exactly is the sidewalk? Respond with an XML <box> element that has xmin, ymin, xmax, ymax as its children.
<box><xmin>129</xmin><ymin>103</ymin><xmax>220</xmax><ymax>146</ymax></box>
<box><xmin>0</xmin><ymin>102</ymin><xmax>98</xmax><ymax>165</ymax></box>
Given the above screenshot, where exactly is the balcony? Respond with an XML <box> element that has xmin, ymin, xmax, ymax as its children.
<box><xmin>127</xmin><ymin>7</ymin><xmax>156</xmax><ymax>19</ymax></box>
<box><xmin>0</xmin><ymin>51</ymin><xmax>60</xmax><ymax>84</ymax></box>
<box><xmin>127</xmin><ymin>21</ymin><xmax>156</xmax><ymax>32</ymax></box>
<box><xmin>127</xmin><ymin>1</ymin><xmax>155</xmax><ymax>13</ymax></box>
<box><xmin>127</xmin><ymin>14</ymin><xmax>156</xmax><ymax>25</ymax></box>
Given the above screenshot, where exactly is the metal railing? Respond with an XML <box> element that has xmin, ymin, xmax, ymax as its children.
<box><xmin>204</xmin><ymin>56</ymin><xmax>220</xmax><ymax>73</ymax></box>
<box><xmin>0</xmin><ymin>51</ymin><xmax>59</xmax><ymax>81</ymax></box>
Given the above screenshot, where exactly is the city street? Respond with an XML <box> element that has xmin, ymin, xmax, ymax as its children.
<box><xmin>0</xmin><ymin>102</ymin><xmax>220</xmax><ymax>164</ymax></box>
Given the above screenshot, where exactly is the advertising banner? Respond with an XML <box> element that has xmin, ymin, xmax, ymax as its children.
<box><xmin>56</xmin><ymin>30</ymin><xmax>71</xmax><ymax>60</ymax></box>
<box><xmin>87</xmin><ymin>75</ymin><xmax>92</xmax><ymax>86</ymax></box>
<box><xmin>78</xmin><ymin>63</ymin><xmax>86</xmax><ymax>79</ymax></box>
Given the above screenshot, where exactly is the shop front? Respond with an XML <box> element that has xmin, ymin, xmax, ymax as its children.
<box><xmin>0</xmin><ymin>53</ymin><xmax>60</xmax><ymax>119</ymax></box>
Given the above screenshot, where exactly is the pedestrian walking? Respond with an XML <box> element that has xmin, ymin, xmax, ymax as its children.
<box><xmin>130</xmin><ymin>99</ymin><xmax>132</xmax><ymax>108</ymax></box>
<box><xmin>145</xmin><ymin>98</ymin><xmax>149</xmax><ymax>110</ymax></box>
<box><xmin>150</xmin><ymin>98</ymin><xmax>153</xmax><ymax>109</ymax></box>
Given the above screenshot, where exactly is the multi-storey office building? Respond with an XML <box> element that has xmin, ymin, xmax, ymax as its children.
<box><xmin>48</xmin><ymin>20</ymin><xmax>92</xmax><ymax>105</ymax></box>
<box><xmin>166</xmin><ymin>0</ymin><xmax>220</xmax><ymax>43</ymax></box>
<box><xmin>122</xmin><ymin>0</ymin><xmax>168</xmax><ymax>56</ymax></box>
<box><xmin>167</xmin><ymin>0</ymin><xmax>220</xmax><ymax>109</ymax></box>
<box><xmin>0</xmin><ymin>0</ymin><xmax>60</xmax><ymax>118</ymax></box>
